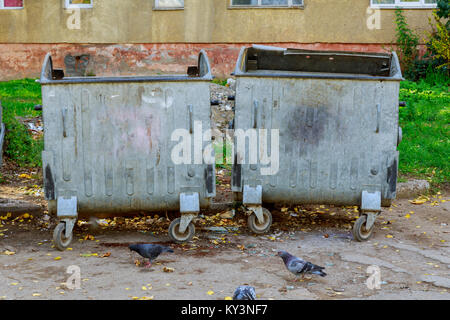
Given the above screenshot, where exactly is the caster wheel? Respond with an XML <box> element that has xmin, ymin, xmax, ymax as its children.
<box><xmin>353</xmin><ymin>215</ymin><xmax>374</xmax><ymax>242</ymax></box>
<box><xmin>248</xmin><ymin>208</ymin><xmax>272</xmax><ymax>234</ymax></box>
<box><xmin>53</xmin><ymin>222</ymin><xmax>73</xmax><ymax>251</ymax></box>
<box><xmin>168</xmin><ymin>218</ymin><xmax>195</xmax><ymax>243</ymax></box>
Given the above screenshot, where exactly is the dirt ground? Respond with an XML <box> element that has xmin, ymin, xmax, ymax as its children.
<box><xmin>0</xmin><ymin>164</ymin><xmax>449</xmax><ymax>300</ymax></box>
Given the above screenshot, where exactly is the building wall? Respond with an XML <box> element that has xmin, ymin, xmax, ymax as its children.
<box><xmin>0</xmin><ymin>0</ymin><xmax>435</xmax><ymax>44</ymax></box>
<box><xmin>0</xmin><ymin>0</ymin><xmax>436</xmax><ymax>79</ymax></box>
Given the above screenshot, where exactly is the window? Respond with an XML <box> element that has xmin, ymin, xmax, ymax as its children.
<box><xmin>154</xmin><ymin>0</ymin><xmax>184</xmax><ymax>9</ymax></box>
<box><xmin>65</xmin><ymin>0</ymin><xmax>93</xmax><ymax>9</ymax></box>
<box><xmin>230</xmin><ymin>0</ymin><xmax>303</xmax><ymax>8</ymax></box>
<box><xmin>0</xmin><ymin>0</ymin><xmax>23</xmax><ymax>9</ymax></box>
<box><xmin>371</xmin><ymin>0</ymin><xmax>437</xmax><ymax>9</ymax></box>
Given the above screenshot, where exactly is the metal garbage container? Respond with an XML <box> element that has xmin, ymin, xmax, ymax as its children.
<box><xmin>231</xmin><ymin>45</ymin><xmax>403</xmax><ymax>241</ymax></box>
<box><xmin>39</xmin><ymin>51</ymin><xmax>216</xmax><ymax>250</ymax></box>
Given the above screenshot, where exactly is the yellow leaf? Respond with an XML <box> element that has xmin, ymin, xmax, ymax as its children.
<box><xmin>4</xmin><ymin>250</ymin><xmax>15</xmax><ymax>256</ymax></box>
<box><xmin>32</xmin><ymin>293</ymin><xmax>41</xmax><ymax>297</ymax></box>
<box><xmin>54</xmin><ymin>257</ymin><xmax>62</xmax><ymax>261</ymax></box>
<box><xmin>142</xmin><ymin>286</ymin><xmax>147</xmax><ymax>291</ymax></box>
<box><xmin>405</xmin><ymin>214</ymin><xmax>411</xmax><ymax>219</ymax></box>
<box><xmin>225</xmin><ymin>297</ymin><xmax>233</xmax><ymax>300</ymax></box>
<box><xmin>207</xmin><ymin>290</ymin><xmax>215</xmax><ymax>295</ymax></box>
<box><xmin>386</xmin><ymin>235</ymin><xmax>393</xmax><ymax>239</ymax></box>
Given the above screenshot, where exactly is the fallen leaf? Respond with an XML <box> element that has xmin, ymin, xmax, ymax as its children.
<box><xmin>207</xmin><ymin>290</ymin><xmax>215</xmax><ymax>295</ymax></box>
<box><xmin>102</xmin><ymin>252</ymin><xmax>111</xmax><ymax>258</ymax></box>
<box><xmin>224</xmin><ymin>297</ymin><xmax>232</xmax><ymax>300</ymax></box>
<box><xmin>54</xmin><ymin>257</ymin><xmax>62</xmax><ymax>261</ymax></box>
<box><xmin>163</xmin><ymin>267</ymin><xmax>174</xmax><ymax>273</ymax></box>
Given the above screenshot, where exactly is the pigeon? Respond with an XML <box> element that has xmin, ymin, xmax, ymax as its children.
<box><xmin>233</xmin><ymin>286</ymin><xmax>256</xmax><ymax>300</ymax></box>
<box><xmin>129</xmin><ymin>244</ymin><xmax>174</xmax><ymax>268</ymax></box>
<box><xmin>277</xmin><ymin>251</ymin><xmax>327</xmax><ymax>280</ymax></box>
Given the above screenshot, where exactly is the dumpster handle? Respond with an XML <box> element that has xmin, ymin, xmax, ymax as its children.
<box><xmin>188</xmin><ymin>104</ymin><xmax>193</xmax><ymax>134</ymax></box>
<box><xmin>62</xmin><ymin>108</ymin><xmax>68</xmax><ymax>138</ymax></box>
<box><xmin>376</xmin><ymin>104</ymin><xmax>381</xmax><ymax>133</ymax></box>
<box><xmin>253</xmin><ymin>100</ymin><xmax>259</xmax><ymax>129</ymax></box>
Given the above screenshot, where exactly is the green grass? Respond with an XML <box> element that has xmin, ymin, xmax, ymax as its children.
<box><xmin>0</xmin><ymin>79</ymin><xmax>43</xmax><ymax>167</ymax></box>
<box><xmin>398</xmin><ymin>74</ymin><xmax>450</xmax><ymax>186</ymax></box>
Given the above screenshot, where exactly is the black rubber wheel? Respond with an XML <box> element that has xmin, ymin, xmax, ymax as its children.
<box><xmin>53</xmin><ymin>222</ymin><xmax>73</xmax><ymax>251</ymax></box>
<box><xmin>353</xmin><ymin>215</ymin><xmax>375</xmax><ymax>242</ymax></box>
<box><xmin>168</xmin><ymin>218</ymin><xmax>195</xmax><ymax>243</ymax></box>
<box><xmin>248</xmin><ymin>208</ymin><xmax>272</xmax><ymax>234</ymax></box>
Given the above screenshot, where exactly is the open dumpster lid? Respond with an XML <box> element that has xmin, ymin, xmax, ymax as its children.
<box><xmin>233</xmin><ymin>45</ymin><xmax>403</xmax><ymax>81</ymax></box>
<box><xmin>38</xmin><ymin>50</ymin><xmax>213</xmax><ymax>84</ymax></box>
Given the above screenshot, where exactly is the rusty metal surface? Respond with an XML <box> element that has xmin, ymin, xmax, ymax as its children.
<box><xmin>232</xmin><ymin>45</ymin><xmax>402</xmax><ymax>206</ymax></box>
<box><xmin>39</xmin><ymin>51</ymin><xmax>215</xmax><ymax>215</ymax></box>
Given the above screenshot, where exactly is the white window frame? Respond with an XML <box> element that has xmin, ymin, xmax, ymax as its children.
<box><xmin>370</xmin><ymin>0</ymin><xmax>437</xmax><ymax>9</ymax></box>
<box><xmin>154</xmin><ymin>0</ymin><xmax>184</xmax><ymax>10</ymax></box>
<box><xmin>65</xmin><ymin>0</ymin><xmax>93</xmax><ymax>9</ymax></box>
<box><xmin>0</xmin><ymin>0</ymin><xmax>24</xmax><ymax>10</ymax></box>
<box><xmin>229</xmin><ymin>0</ymin><xmax>304</xmax><ymax>8</ymax></box>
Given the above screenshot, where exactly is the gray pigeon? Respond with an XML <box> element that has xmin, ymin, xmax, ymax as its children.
<box><xmin>277</xmin><ymin>251</ymin><xmax>327</xmax><ymax>279</ymax></box>
<box><xmin>129</xmin><ymin>244</ymin><xmax>174</xmax><ymax>268</ymax></box>
<box><xmin>233</xmin><ymin>286</ymin><xmax>256</xmax><ymax>300</ymax></box>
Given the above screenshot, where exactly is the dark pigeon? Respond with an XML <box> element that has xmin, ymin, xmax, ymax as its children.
<box><xmin>129</xmin><ymin>244</ymin><xmax>174</xmax><ymax>268</ymax></box>
<box><xmin>277</xmin><ymin>251</ymin><xmax>327</xmax><ymax>279</ymax></box>
<box><xmin>233</xmin><ymin>286</ymin><xmax>256</xmax><ymax>300</ymax></box>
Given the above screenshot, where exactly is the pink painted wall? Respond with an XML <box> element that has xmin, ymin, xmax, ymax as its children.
<box><xmin>0</xmin><ymin>43</ymin><xmax>422</xmax><ymax>81</ymax></box>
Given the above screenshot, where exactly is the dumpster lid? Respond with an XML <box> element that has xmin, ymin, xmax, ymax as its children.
<box><xmin>39</xmin><ymin>50</ymin><xmax>213</xmax><ymax>84</ymax></box>
<box><xmin>233</xmin><ymin>45</ymin><xmax>403</xmax><ymax>81</ymax></box>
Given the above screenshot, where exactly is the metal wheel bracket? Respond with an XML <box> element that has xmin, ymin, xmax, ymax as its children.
<box><xmin>180</xmin><ymin>192</ymin><xmax>200</xmax><ymax>214</ymax></box>
<box><xmin>243</xmin><ymin>185</ymin><xmax>262</xmax><ymax>206</ymax></box>
<box><xmin>57</xmin><ymin>196</ymin><xmax>78</xmax><ymax>218</ymax></box>
<box><xmin>62</xmin><ymin>218</ymin><xmax>76</xmax><ymax>239</ymax></box>
<box><xmin>179</xmin><ymin>214</ymin><xmax>196</xmax><ymax>234</ymax></box>
<box><xmin>179</xmin><ymin>192</ymin><xmax>200</xmax><ymax>234</ymax></box>
<box><xmin>247</xmin><ymin>205</ymin><xmax>264</xmax><ymax>225</ymax></box>
<box><xmin>365</xmin><ymin>212</ymin><xmax>379</xmax><ymax>231</ymax></box>
<box><xmin>361</xmin><ymin>190</ymin><xmax>381</xmax><ymax>213</ymax></box>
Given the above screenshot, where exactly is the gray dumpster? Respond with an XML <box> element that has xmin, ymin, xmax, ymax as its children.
<box><xmin>39</xmin><ymin>51</ymin><xmax>215</xmax><ymax>249</ymax></box>
<box><xmin>231</xmin><ymin>45</ymin><xmax>403</xmax><ymax>241</ymax></box>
